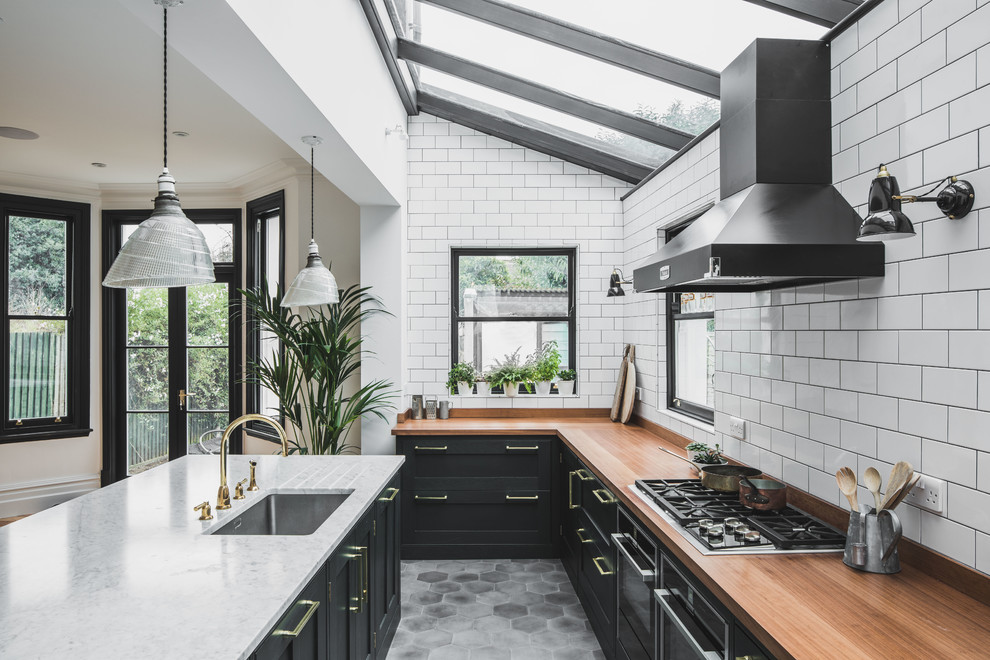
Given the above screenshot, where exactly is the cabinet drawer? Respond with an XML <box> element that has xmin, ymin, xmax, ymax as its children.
<box><xmin>577</xmin><ymin>510</ymin><xmax>615</xmax><ymax>656</ymax></box>
<box><xmin>579</xmin><ymin>468</ymin><xmax>618</xmax><ymax>543</ymax></box>
<box><xmin>401</xmin><ymin>437</ymin><xmax>551</xmax><ymax>491</ymax></box>
<box><xmin>403</xmin><ymin>489</ymin><xmax>552</xmax><ymax>548</ymax></box>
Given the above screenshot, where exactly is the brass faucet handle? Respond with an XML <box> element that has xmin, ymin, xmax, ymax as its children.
<box><xmin>217</xmin><ymin>484</ymin><xmax>231</xmax><ymax>510</ymax></box>
<box><xmin>247</xmin><ymin>460</ymin><xmax>260</xmax><ymax>491</ymax></box>
<box><xmin>194</xmin><ymin>501</ymin><xmax>213</xmax><ymax>521</ymax></box>
<box><xmin>234</xmin><ymin>478</ymin><xmax>248</xmax><ymax>500</ymax></box>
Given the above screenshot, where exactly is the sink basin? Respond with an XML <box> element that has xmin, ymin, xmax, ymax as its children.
<box><xmin>211</xmin><ymin>492</ymin><xmax>349</xmax><ymax>536</ymax></box>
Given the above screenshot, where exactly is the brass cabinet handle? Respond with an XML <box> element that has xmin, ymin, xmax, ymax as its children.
<box><xmin>575</xmin><ymin>527</ymin><xmax>593</xmax><ymax>544</ymax></box>
<box><xmin>379</xmin><ymin>487</ymin><xmax>400</xmax><ymax>502</ymax></box>
<box><xmin>568</xmin><ymin>470</ymin><xmax>579</xmax><ymax>510</ymax></box>
<box><xmin>272</xmin><ymin>599</ymin><xmax>320</xmax><ymax>637</ymax></box>
<box><xmin>505</xmin><ymin>495</ymin><xmax>539</xmax><ymax>501</ymax></box>
<box><xmin>576</xmin><ymin>468</ymin><xmax>595</xmax><ymax>481</ymax></box>
<box><xmin>414</xmin><ymin>445</ymin><xmax>447</xmax><ymax>451</ymax></box>
<box><xmin>592</xmin><ymin>488</ymin><xmax>616</xmax><ymax>504</ymax></box>
<box><xmin>505</xmin><ymin>445</ymin><xmax>539</xmax><ymax>450</ymax></box>
<box><xmin>359</xmin><ymin>546</ymin><xmax>369</xmax><ymax>607</ymax></box>
<box><xmin>592</xmin><ymin>556</ymin><xmax>614</xmax><ymax>576</ymax></box>
<box><xmin>344</xmin><ymin>550</ymin><xmax>364</xmax><ymax>613</ymax></box>
<box><xmin>414</xmin><ymin>495</ymin><xmax>448</xmax><ymax>501</ymax></box>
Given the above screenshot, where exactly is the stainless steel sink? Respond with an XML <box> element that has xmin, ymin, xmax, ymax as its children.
<box><xmin>210</xmin><ymin>492</ymin><xmax>349</xmax><ymax>536</ymax></box>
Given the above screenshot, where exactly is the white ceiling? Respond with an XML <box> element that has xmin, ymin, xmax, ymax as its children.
<box><xmin>0</xmin><ymin>0</ymin><xmax>299</xmax><ymax>187</ymax></box>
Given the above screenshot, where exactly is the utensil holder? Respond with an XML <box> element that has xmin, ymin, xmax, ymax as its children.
<box><xmin>438</xmin><ymin>401</ymin><xmax>451</xmax><ymax>419</ymax></box>
<box><xmin>843</xmin><ymin>506</ymin><xmax>901</xmax><ymax>574</ymax></box>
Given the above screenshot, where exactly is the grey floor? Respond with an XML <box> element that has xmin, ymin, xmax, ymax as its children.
<box><xmin>387</xmin><ymin>559</ymin><xmax>604</xmax><ymax>660</ymax></box>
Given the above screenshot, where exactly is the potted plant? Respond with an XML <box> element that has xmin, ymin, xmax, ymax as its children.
<box><xmin>529</xmin><ymin>340</ymin><xmax>562</xmax><ymax>396</ymax></box>
<box><xmin>557</xmin><ymin>368</ymin><xmax>576</xmax><ymax>396</ymax></box>
<box><xmin>488</xmin><ymin>348</ymin><xmax>533</xmax><ymax>398</ymax></box>
<box><xmin>446</xmin><ymin>362</ymin><xmax>477</xmax><ymax>396</ymax></box>
<box><xmin>475</xmin><ymin>371</ymin><xmax>492</xmax><ymax>396</ymax></box>
<box><xmin>686</xmin><ymin>441</ymin><xmax>727</xmax><ymax>472</ymax></box>
<box><xmin>241</xmin><ymin>283</ymin><xmax>396</xmax><ymax>455</ymax></box>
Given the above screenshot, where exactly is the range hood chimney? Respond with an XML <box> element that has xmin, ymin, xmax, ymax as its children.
<box><xmin>633</xmin><ymin>39</ymin><xmax>884</xmax><ymax>293</ymax></box>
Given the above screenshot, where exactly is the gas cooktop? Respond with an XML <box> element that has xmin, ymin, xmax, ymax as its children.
<box><xmin>632</xmin><ymin>478</ymin><xmax>845</xmax><ymax>555</ymax></box>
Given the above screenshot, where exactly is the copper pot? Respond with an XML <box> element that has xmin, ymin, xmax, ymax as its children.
<box><xmin>739</xmin><ymin>477</ymin><xmax>787</xmax><ymax>511</ymax></box>
<box><xmin>699</xmin><ymin>464</ymin><xmax>762</xmax><ymax>493</ymax></box>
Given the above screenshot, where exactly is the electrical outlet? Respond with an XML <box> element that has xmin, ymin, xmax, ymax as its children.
<box><xmin>728</xmin><ymin>416</ymin><xmax>746</xmax><ymax>440</ymax></box>
<box><xmin>903</xmin><ymin>473</ymin><xmax>945</xmax><ymax>514</ymax></box>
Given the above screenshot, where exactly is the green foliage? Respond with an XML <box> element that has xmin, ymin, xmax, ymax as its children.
<box><xmin>557</xmin><ymin>368</ymin><xmax>576</xmax><ymax>381</ymax></box>
<box><xmin>240</xmin><ymin>283</ymin><xmax>397</xmax><ymax>455</ymax></box>
<box><xmin>9</xmin><ymin>216</ymin><xmax>66</xmax><ymax>315</ymax></box>
<box><xmin>529</xmin><ymin>340</ymin><xmax>562</xmax><ymax>382</ymax></box>
<box><xmin>686</xmin><ymin>442</ymin><xmax>723</xmax><ymax>464</ymax></box>
<box><xmin>445</xmin><ymin>362</ymin><xmax>477</xmax><ymax>394</ymax></box>
<box><xmin>595</xmin><ymin>99</ymin><xmax>720</xmax><ymax>165</ymax></box>
<box><xmin>458</xmin><ymin>254</ymin><xmax>568</xmax><ymax>307</ymax></box>
<box><xmin>487</xmin><ymin>348</ymin><xmax>534</xmax><ymax>393</ymax></box>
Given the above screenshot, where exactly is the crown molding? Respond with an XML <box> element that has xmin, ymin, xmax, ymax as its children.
<box><xmin>0</xmin><ymin>171</ymin><xmax>102</xmax><ymax>203</ymax></box>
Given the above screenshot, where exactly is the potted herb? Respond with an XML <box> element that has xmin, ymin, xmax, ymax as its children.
<box><xmin>446</xmin><ymin>362</ymin><xmax>477</xmax><ymax>396</ymax></box>
<box><xmin>488</xmin><ymin>348</ymin><xmax>533</xmax><ymax>398</ymax></box>
<box><xmin>557</xmin><ymin>368</ymin><xmax>576</xmax><ymax>396</ymax></box>
<box><xmin>686</xmin><ymin>441</ymin><xmax>727</xmax><ymax>472</ymax></box>
<box><xmin>475</xmin><ymin>371</ymin><xmax>492</xmax><ymax>396</ymax></box>
<box><xmin>529</xmin><ymin>340</ymin><xmax>562</xmax><ymax>395</ymax></box>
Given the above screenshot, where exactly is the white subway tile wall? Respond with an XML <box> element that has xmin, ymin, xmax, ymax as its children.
<box><xmin>405</xmin><ymin>114</ymin><xmax>630</xmax><ymax>409</ymax></box>
<box><xmin>621</xmin><ymin>0</ymin><xmax>990</xmax><ymax>573</ymax></box>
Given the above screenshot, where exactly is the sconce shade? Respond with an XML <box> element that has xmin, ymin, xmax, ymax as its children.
<box><xmin>280</xmin><ymin>239</ymin><xmax>339</xmax><ymax>307</ymax></box>
<box><xmin>858</xmin><ymin>167</ymin><xmax>915</xmax><ymax>242</ymax></box>
<box><xmin>607</xmin><ymin>272</ymin><xmax>626</xmax><ymax>297</ymax></box>
<box><xmin>103</xmin><ymin>170</ymin><xmax>216</xmax><ymax>288</ymax></box>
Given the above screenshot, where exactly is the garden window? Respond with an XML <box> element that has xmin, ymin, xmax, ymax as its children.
<box><xmin>0</xmin><ymin>193</ymin><xmax>90</xmax><ymax>442</ymax></box>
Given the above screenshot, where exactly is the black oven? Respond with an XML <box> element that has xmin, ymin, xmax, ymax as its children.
<box><xmin>613</xmin><ymin>508</ymin><xmax>657</xmax><ymax>660</ymax></box>
<box><xmin>655</xmin><ymin>554</ymin><xmax>728</xmax><ymax>659</ymax></box>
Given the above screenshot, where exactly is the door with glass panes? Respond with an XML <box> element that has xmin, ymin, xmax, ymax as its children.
<box><xmin>102</xmin><ymin>210</ymin><xmax>241</xmax><ymax>480</ymax></box>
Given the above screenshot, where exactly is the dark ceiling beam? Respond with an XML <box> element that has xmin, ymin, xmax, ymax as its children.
<box><xmin>357</xmin><ymin>0</ymin><xmax>418</xmax><ymax>114</ymax></box>
<box><xmin>739</xmin><ymin>0</ymin><xmax>862</xmax><ymax>28</ymax></box>
<box><xmin>417</xmin><ymin>0</ymin><xmax>720</xmax><ymax>98</ymax></box>
<box><xmin>398</xmin><ymin>40</ymin><xmax>694</xmax><ymax>151</ymax></box>
<box><xmin>418</xmin><ymin>85</ymin><xmax>653</xmax><ymax>184</ymax></box>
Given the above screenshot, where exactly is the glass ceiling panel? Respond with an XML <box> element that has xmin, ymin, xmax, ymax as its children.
<box><xmin>505</xmin><ymin>0</ymin><xmax>828</xmax><ymax>72</ymax></box>
<box><xmin>421</xmin><ymin>70</ymin><xmax>675</xmax><ymax>167</ymax></box>
<box><xmin>413</xmin><ymin>1</ymin><xmax>719</xmax><ymax>134</ymax></box>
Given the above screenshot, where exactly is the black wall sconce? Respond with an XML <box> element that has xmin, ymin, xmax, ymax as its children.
<box><xmin>858</xmin><ymin>164</ymin><xmax>976</xmax><ymax>241</ymax></box>
<box><xmin>606</xmin><ymin>268</ymin><xmax>631</xmax><ymax>297</ymax></box>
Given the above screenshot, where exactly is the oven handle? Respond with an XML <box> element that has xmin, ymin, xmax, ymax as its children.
<box><xmin>654</xmin><ymin>588</ymin><xmax>722</xmax><ymax>660</ymax></box>
<box><xmin>611</xmin><ymin>533</ymin><xmax>656</xmax><ymax>581</ymax></box>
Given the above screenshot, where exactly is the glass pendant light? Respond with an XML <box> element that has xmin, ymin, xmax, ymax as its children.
<box><xmin>280</xmin><ymin>136</ymin><xmax>339</xmax><ymax>307</ymax></box>
<box><xmin>103</xmin><ymin>0</ymin><xmax>214</xmax><ymax>289</ymax></box>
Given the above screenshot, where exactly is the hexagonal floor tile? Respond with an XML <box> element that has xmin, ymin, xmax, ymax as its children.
<box><xmin>398</xmin><ymin>614</ymin><xmax>437</xmax><ymax>633</ymax></box>
<box><xmin>527</xmin><ymin>603</ymin><xmax>564</xmax><ymax>620</ymax></box>
<box><xmin>411</xmin><ymin>628</ymin><xmax>453</xmax><ymax>648</ymax></box>
<box><xmin>462</xmin><ymin>580</ymin><xmax>496</xmax><ymax>594</ymax></box>
<box><xmin>457</xmin><ymin>602</ymin><xmax>495</xmax><ymax>619</ymax></box>
<box><xmin>451</xmin><ymin>630</ymin><xmax>492</xmax><ymax>649</ymax></box>
<box><xmin>490</xmin><ymin>629</ymin><xmax>530</xmax><ymax>648</ymax></box>
<box><xmin>410</xmin><ymin>591</ymin><xmax>444</xmax><ymax>606</ymax></box>
<box><xmin>509</xmin><ymin>647</ymin><xmax>552</xmax><ymax>660</ymax></box>
<box><xmin>431</xmin><ymin>581</ymin><xmax>463</xmax><ymax>594</ymax></box>
<box><xmin>444</xmin><ymin>591</ymin><xmax>478</xmax><ymax>606</ymax></box>
<box><xmin>429</xmin><ymin>646</ymin><xmax>471</xmax><ymax>660</ymax></box>
<box><xmin>480</xmin><ymin>571</ymin><xmax>510</xmax><ymax>583</ymax></box>
<box><xmin>417</xmin><ymin>571</ymin><xmax>448</xmax><ymax>583</ymax></box>
<box><xmin>494</xmin><ymin>581</ymin><xmax>527</xmax><ymax>595</ymax></box>
<box><xmin>512</xmin><ymin>591</ymin><xmax>545</xmax><ymax>607</ymax></box>
<box><xmin>495</xmin><ymin>563</ymin><xmax>527</xmax><ymax>574</ymax></box>
<box><xmin>473</xmin><ymin>614</ymin><xmax>511</xmax><ymax>633</ymax></box>
<box><xmin>525</xmin><ymin>562</ymin><xmax>555</xmax><ymax>574</ymax></box>
<box><xmin>547</xmin><ymin>616</ymin><xmax>586</xmax><ymax>634</ymax></box>
<box><xmin>529</xmin><ymin>630</ymin><xmax>570</xmax><ymax>650</ymax></box>
<box><xmin>469</xmin><ymin>646</ymin><xmax>511</xmax><ymax>660</ymax></box>
<box><xmin>437</xmin><ymin>615</ymin><xmax>475</xmax><ymax>634</ymax></box>
<box><xmin>423</xmin><ymin>603</ymin><xmax>458</xmax><ymax>619</ymax></box>
<box><xmin>476</xmin><ymin>590</ymin><xmax>512</xmax><ymax>606</ymax></box>
<box><xmin>544</xmin><ymin>592</ymin><xmax>579</xmax><ymax>607</ymax></box>
<box><xmin>526</xmin><ymin>582</ymin><xmax>558</xmax><ymax>595</ymax></box>
<box><xmin>492</xmin><ymin>602</ymin><xmax>528</xmax><ymax>619</ymax></box>
<box><xmin>451</xmin><ymin>572</ymin><xmax>481</xmax><ymax>582</ymax></box>
<box><xmin>551</xmin><ymin>648</ymin><xmax>593</xmax><ymax>660</ymax></box>
<box><xmin>509</xmin><ymin>615</ymin><xmax>548</xmax><ymax>634</ymax></box>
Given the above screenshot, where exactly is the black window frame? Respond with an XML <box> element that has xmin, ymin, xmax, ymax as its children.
<box><xmin>244</xmin><ymin>191</ymin><xmax>285</xmax><ymax>439</ymax></box>
<box><xmin>450</xmin><ymin>247</ymin><xmax>577</xmax><ymax>394</ymax></box>
<box><xmin>665</xmin><ymin>206</ymin><xmax>715</xmax><ymax>425</ymax></box>
<box><xmin>0</xmin><ymin>193</ymin><xmax>90</xmax><ymax>443</ymax></box>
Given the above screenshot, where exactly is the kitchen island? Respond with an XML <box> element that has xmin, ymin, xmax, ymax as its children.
<box><xmin>0</xmin><ymin>453</ymin><xmax>403</xmax><ymax>659</ymax></box>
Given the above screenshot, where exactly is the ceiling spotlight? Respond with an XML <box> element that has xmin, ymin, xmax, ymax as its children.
<box><xmin>91</xmin><ymin>162</ymin><xmax>107</xmax><ymax>168</ymax></box>
<box><xmin>385</xmin><ymin>124</ymin><xmax>407</xmax><ymax>140</ymax></box>
<box><xmin>0</xmin><ymin>127</ymin><xmax>39</xmax><ymax>140</ymax></box>
<box><xmin>858</xmin><ymin>164</ymin><xmax>976</xmax><ymax>241</ymax></box>
<box><xmin>172</xmin><ymin>130</ymin><xmax>189</xmax><ymax>137</ymax></box>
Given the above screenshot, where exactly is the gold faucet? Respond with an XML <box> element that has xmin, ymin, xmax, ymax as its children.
<box><xmin>217</xmin><ymin>414</ymin><xmax>289</xmax><ymax>510</ymax></box>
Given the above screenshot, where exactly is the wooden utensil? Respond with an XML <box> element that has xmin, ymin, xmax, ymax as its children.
<box><xmin>610</xmin><ymin>344</ymin><xmax>630</xmax><ymax>422</ymax></box>
<box><xmin>879</xmin><ymin>461</ymin><xmax>913</xmax><ymax>510</ymax></box>
<box><xmin>864</xmin><ymin>467</ymin><xmax>883</xmax><ymax>511</ymax></box>
<box><xmin>620</xmin><ymin>345</ymin><xmax>636</xmax><ymax>423</ymax></box>
<box><xmin>885</xmin><ymin>471</ymin><xmax>920</xmax><ymax>511</ymax></box>
<box><xmin>836</xmin><ymin>467</ymin><xmax>859</xmax><ymax>512</ymax></box>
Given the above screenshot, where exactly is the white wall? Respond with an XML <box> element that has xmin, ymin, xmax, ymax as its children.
<box><xmin>403</xmin><ymin>114</ymin><xmax>631</xmax><ymax>408</ymax></box>
<box><xmin>622</xmin><ymin>0</ymin><xmax>990</xmax><ymax>575</ymax></box>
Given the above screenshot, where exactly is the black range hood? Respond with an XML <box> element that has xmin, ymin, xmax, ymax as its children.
<box><xmin>634</xmin><ymin>39</ymin><xmax>884</xmax><ymax>293</ymax></box>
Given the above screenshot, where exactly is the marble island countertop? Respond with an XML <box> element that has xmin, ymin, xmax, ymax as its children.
<box><xmin>0</xmin><ymin>453</ymin><xmax>404</xmax><ymax>660</ymax></box>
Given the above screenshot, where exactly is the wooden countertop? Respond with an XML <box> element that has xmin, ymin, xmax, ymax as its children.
<box><xmin>393</xmin><ymin>416</ymin><xmax>990</xmax><ymax>660</ymax></box>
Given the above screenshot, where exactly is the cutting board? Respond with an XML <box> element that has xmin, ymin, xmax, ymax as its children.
<box><xmin>620</xmin><ymin>345</ymin><xmax>636</xmax><ymax>423</ymax></box>
<box><xmin>610</xmin><ymin>344</ymin><xmax>630</xmax><ymax>421</ymax></box>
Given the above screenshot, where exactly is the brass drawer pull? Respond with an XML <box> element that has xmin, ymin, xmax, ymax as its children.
<box><xmin>505</xmin><ymin>495</ymin><xmax>539</xmax><ymax>501</ymax></box>
<box><xmin>414</xmin><ymin>495</ymin><xmax>448</xmax><ymax>501</ymax></box>
<box><xmin>592</xmin><ymin>488</ymin><xmax>616</xmax><ymax>504</ymax></box>
<box><xmin>414</xmin><ymin>445</ymin><xmax>447</xmax><ymax>451</ymax></box>
<box><xmin>568</xmin><ymin>470</ymin><xmax>579</xmax><ymax>509</ymax></box>
<box><xmin>576</xmin><ymin>468</ymin><xmax>595</xmax><ymax>481</ymax></box>
<box><xmin>272</xmin><ymin>599</ymin><xmax>320</xmax><ymax>637</ymax></box>
<box><xmin>505</xmin><ymin>445</ymin><xmax>539</xmax><ymax>450</ymax></box>
<box><xmin>592</xmin><ymin>556</ymin><xmax>614</xmax><ymax>576</ymax></box>
<box><xmin>379</xmin><ymin>487</ymin><xmax>399</xmax><ymax>502</ymax></box>
<box><xmin>575</xmin><ymin>527</ymin><xmax>593</xmax><ymax>544</ymax></box>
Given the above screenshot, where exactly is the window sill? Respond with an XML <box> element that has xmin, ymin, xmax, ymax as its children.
<box><xmin>449</xmin><ymin>394</ymin><xmax>580</xmax><ymax>399</ymax></box>
<box><xmin>661</xmin><ymin>408</ymin><xmax>714</xmax><ymax>433</ymax></box>
<box><xmin>0</xmin><ymin>427</ymin><xmax>94</xmax><ymax>444</ymax></box>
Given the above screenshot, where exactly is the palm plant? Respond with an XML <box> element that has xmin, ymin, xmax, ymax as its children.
<box><xmin>240</xmin><ymin>283</ymin><xmax>396</xmax><ymax>455</ymax></box>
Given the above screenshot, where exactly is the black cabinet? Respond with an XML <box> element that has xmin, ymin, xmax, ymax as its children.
<box><xmin>253</xmin><ymin>478</ymin><xmax>402</xmax><ymax>660</ymax></box>
<box><xmin>399</xmin><ymin>436</ymin><xmax>556</xmax><ymax>558</ymax></box>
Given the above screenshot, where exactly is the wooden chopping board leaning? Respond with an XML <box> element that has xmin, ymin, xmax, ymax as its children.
<box><xmin>610</xmin><ymin>344</ymin><xmax>630</xmax><ymax>421</ymax></box>
<box><xmin>610</xmin><ymin>344</ymin><xmax>637</xmax><ymax>424</ymax></box>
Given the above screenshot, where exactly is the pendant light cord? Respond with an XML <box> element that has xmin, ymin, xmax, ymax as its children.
<box><xmin>163</xmin><ymin>5</ymin><xmax>168</xmax><ymax>170</ymax></box>
<box><xmin>310</xmin><ymin>145</ymin><xmax>315</xmax><ymax>240</ymax></box>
